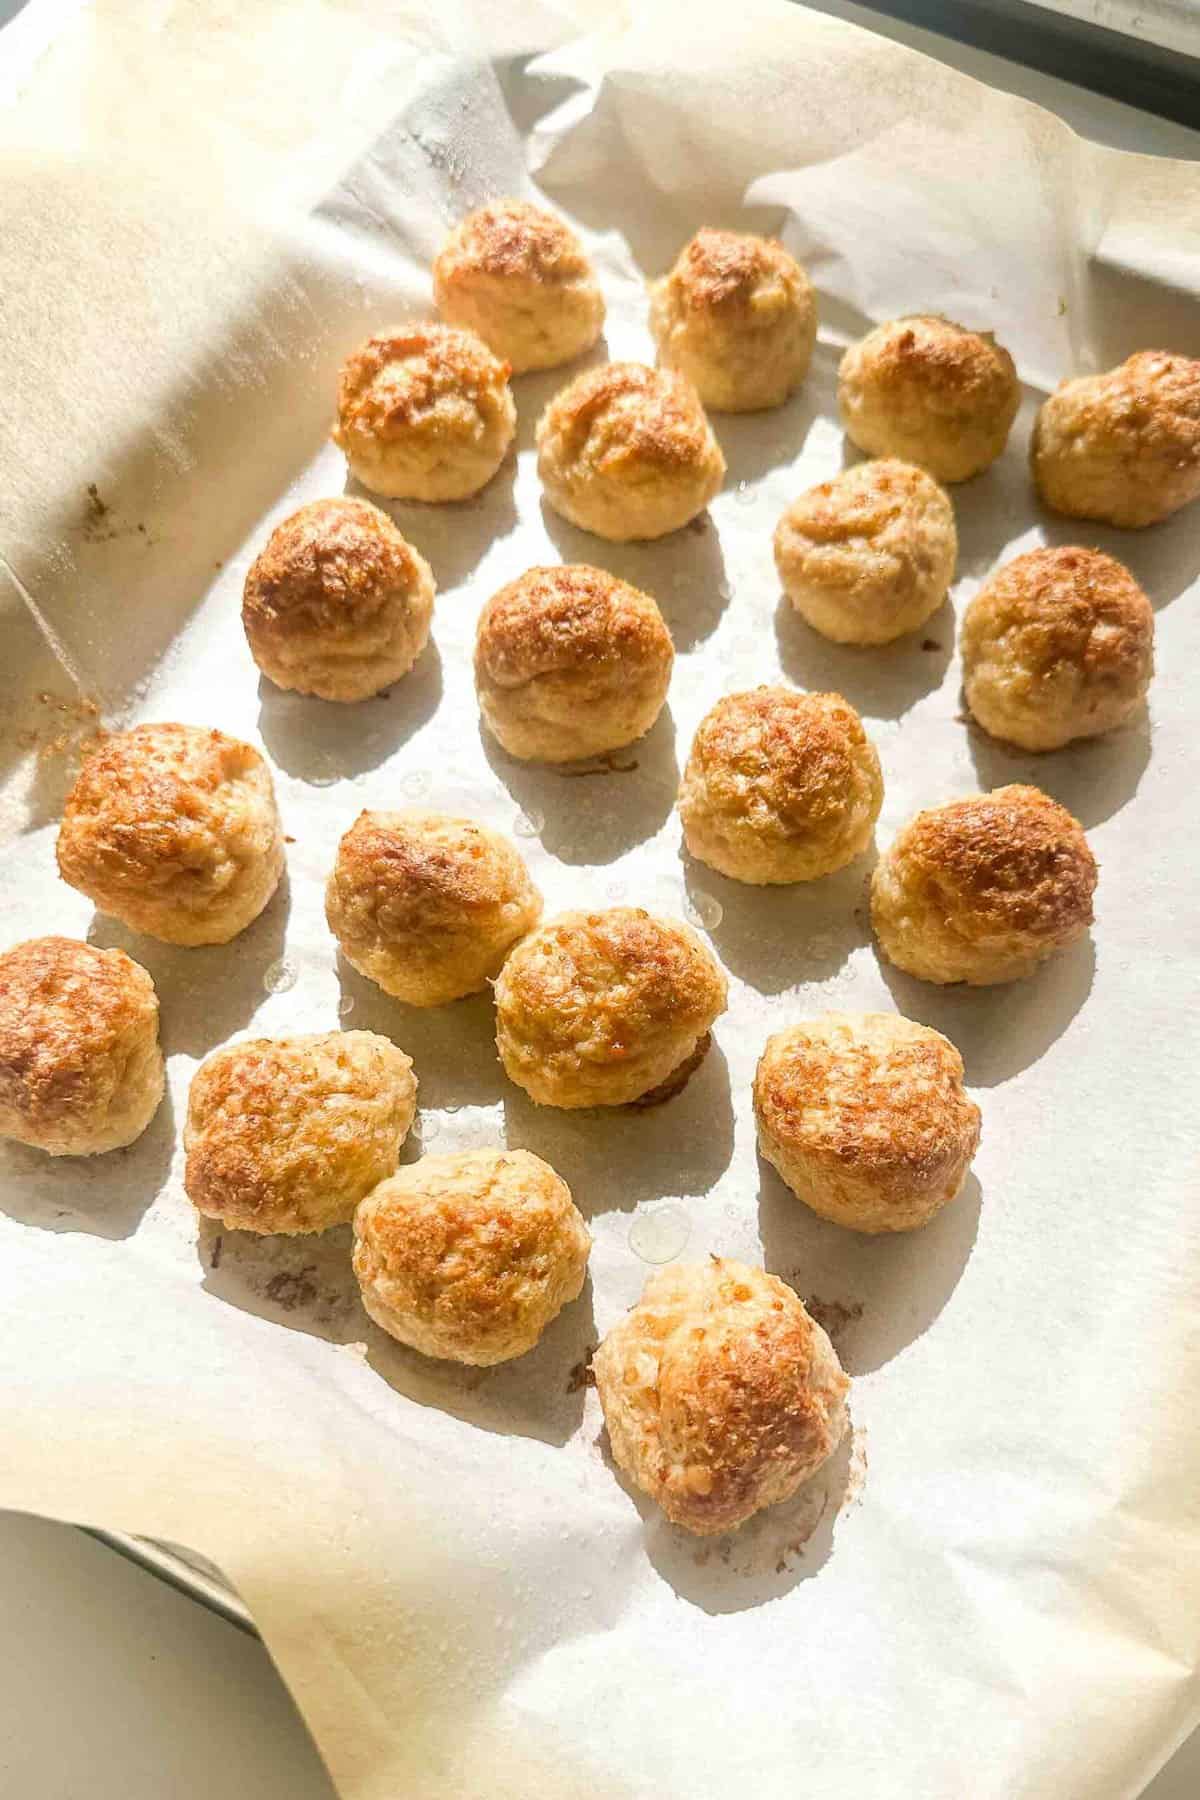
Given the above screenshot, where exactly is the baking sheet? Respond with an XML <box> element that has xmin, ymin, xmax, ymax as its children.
<box><xmin>2</xmin><ymin>3</ymin><xmax>1200</xmax><ymax>1797</ymax></box>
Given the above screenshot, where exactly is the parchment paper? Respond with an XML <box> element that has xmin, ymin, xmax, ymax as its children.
<box><xmin>2</xmin><ymin>4</ymin><xmax>1199</xmax><ymax>1796</ymax></box>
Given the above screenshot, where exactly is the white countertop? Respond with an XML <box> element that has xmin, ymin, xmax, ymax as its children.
<box><xmin>0</xmin><ymin>4</ymin><xmax>1196</xmax><ymax>1796</ymax></box>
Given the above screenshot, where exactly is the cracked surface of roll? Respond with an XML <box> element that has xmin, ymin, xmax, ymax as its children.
<box><xmin>1031</xmin><ymin>349</ymin><xmax>1200</xmax><ymax>528</ymax></box>
<box><xmin>333</xmin><ymin>323</ymin><xmax>515</xmax><ymax>501</ymax></box>
<box><xmin>0</xmin><ymin>936</ymin><xmax>164</xmax><ymax>1156</ymax></box>
<box><xmin>57</xmin><ymin>723</ymin><xmax>285</xmax><ymax>946</ymax></box>
<box><xmin>494</xmin><ymin>907</ymin><xmax>726</xmax><ymax>1108</ymax></box>
<box><xmin>961</xmin><ymin>546</ymin><xmax>1154</xmax><ymax>751</ymax></box>
<box><xmin>650</xmin><ymin>228</ymin><xmax>816</xmax><ymax>413</ymax></box>
<box><xmin>838</xmin><ymin>315</ymin><xmax>1019</xmax><ymax>483</ymax></box>
<box><xmin>353</xmin><ymin>1148</ymin><xmax>590</xmax><ymax>1364</ymax></box>
<box><xmin>754</xmin><ymin>1012</ymin><xmax>981</xmax><ymax>1233</ymax></box>
<box><xmin>242</xmin><ymin>497</ymin><xmax>434</xmax><ymax>702</ymax></box>
<box><xmin>594</xmin><ymin>1258</ymin><xmax>849</xmax><ymax>1535</ymax></box>
<box><xmin>185</xmin><ymin>1031</ymin><xmax>417</xmax><ymax>1235</ymax></box>
<box><xmin>871</xmin><ymin>784</ymin><xmax>1097</xmax><ymax>985</ymax></box>
<box><xmin>433</xmin><ymin>198</ymin><xmax>604</xmax><ymax>374</ymax></box>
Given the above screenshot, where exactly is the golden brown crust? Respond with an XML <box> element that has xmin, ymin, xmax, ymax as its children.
<box><xmin>650</xmin><ymin>229</ymin><xmax>816</xmax><ymax>412</ymax></box>
<box><xmin>325</xmin><ymin>810</ymin><xmax>542</xmax><ymax>1006</ymax></box>
<box><xmin>1031</xmin><ymin>350</ymin><xmax>1200</xmax><ymax>528</ymax></box>
<box><xmin>0</xmin><ymin>936</ymin><xmax>163</xmax><ymax>1156</ymax></box>
<box><xmin>184</xmin><ymin>1031</ymin><xmax>416</xmax><ymax>1235</ymax></box>
<box><xmin>332</xmin><ymin>323</ymin><xmax>515</xmax><ymax>501</ymax></box>
<box><xmin>536</xmin><ymin>361</ymin><xmax>725</xmax><ymax>541</ymax></box>
<box><xmin>352</xmin><ymin>1147</ymin><xmax>591</xmax><ymax>1364</ymax></box>
<box><xmin>773</xmin><ymin>457</ymin><xmax>957</xmax><ymax>644</ymax></box>
<box><xmin>678</xmin><ymin>687</ymin><xmax>883</xmax><ymax>884</ymax></box>
<box><xmin>432</xmin><ymin>199</ymin><xmax>604</xmax><ymax>373</ymax></box>
<box><xmin>754</xmin><ymin>1013</ymin><xmax>981</xmax><ymax>1233</ymax></box>
<box><xmin>474</xmin><ymin>564</ymin><xmax>673</xmax><ymax>762</ymax></box>
<box><xmin>494</xmin><ymin>907</ymin><xmax>727</xmax><ymax>1108</ymax></box>
<box><xmin>871</xmin><ymin>784</ymin><xmax>1097</xmax><ymax>985</ymax></box>
<box><xmin>593</xmin><ymin>1259</ymin><xmax>849</xmax><ymax>1535</ymax></box>
<box><xmin>962</xmin><ymin>546</ymin><xmax>1154</xmax><ymax>751</ymax></box>
<box><xmin>242</xmin><ymin>498</ymin><xmax>435</xmax><ymax>702</ymax></box>
<box><xmin>57</xmin><ymin>723</ymin><xmax>284</xmax><ymax>946</ymax></box>
<box><xmin>838</xmin><ymin>315</ymin><xmax>1019</xmax><ymax>483</ymax></box>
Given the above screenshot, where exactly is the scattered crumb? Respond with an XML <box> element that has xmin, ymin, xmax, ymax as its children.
<box><xmin>687</xmin><ymin>514</ymin><xmax>709</xmax><ymax>536</ymax></box>
<box><xmin>1057</xmin><ymin>295</ymin><xmax>1068</xmax><ymax>316</ymax></box>
<box><xmin>4</xmin><ymin>691</ymin><xmax>103</xmax><ymax>766</ymax></box>
<box><xmin>283</xmin><ymin>834</ymin><xmax>296</xmax><ymax>844</ymax></box>
<box><xmin>210</xmin><ymin>1233</ymin><xmax>223</xmax><ymax>1270</ymax></box>
<box><xmin>566</xmin><ymin>1353</ymin><xmax>597</xmax><ymax>1394</ymax></box>
<box><xmin>921</xmin><ymin>638</ymin><xmax>941</xmax><ymax>652</ymax></box>
<box><xmin>557</xmin><ymin>752</ymin><xmax>639</xmax><ymax>779</ymax></box>
<box><xmin>264</xmin><ymin>1266</ymin><xmax>319</xmax><ymax>1311</ymax></box>
<box><xmin>85</xmin><ymin>483</ymin><xmax>108</xmax><ymax>523</ymax></box>
<box><xmin>804</xmin><ymin>1294</ymin><xmax>864</xmax><ymax>1348</ymax></box>
<box><xmin>214</xmin><ymin>560</ymin><xmax>223</xmax><ymax>570</ymax></box>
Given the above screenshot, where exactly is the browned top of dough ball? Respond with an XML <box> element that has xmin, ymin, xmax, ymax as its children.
<box><xmin>969</xmin><ymin>546</ymin><xmax>1152</xmax><ymax>681</ymax></box>
<box><xmin>331</xmin><ymin>810</ymin><xmax>529</xmax><ymax>934</ymax></box>
<box><xmin>438</xmin><ymin>199</ymin><xmax>592</xmax><ymax>283</ymax></box>
<box><xmin>242</xmin><ymin>498</ymin><xmax>426</xmax><ymax>642</ymax></box>
<box><xmin>545</xmin><ymin>362</ymin><xmax>714</xmax><ymax>471</ymax></box>
<box><xmin>899</xmin><ymin>785</ymin><xmax>1096</xmax><ymax>938</ymax></box>
<box><xmin>673</xmin><ymin>228</ymin><xmax>804</xmax><ymax>312</ymax></box>
<box><xmin>869</xmin><ymin>315</ymin><xmax>1016</xmax><ymax>414</ymax></box>
<box><xmin>0</xmin><ymin>936</ymin><xmax>157</xmax><ymax>1125</ymax></box>
<box><xmin>689</xmin><ymin>687</ymin><xmax>874</xmax><ymax>833</ymax></box>
<box><xmin>336</xmin><ymin>324</ymin><xmax>510</xmax><ymax>441</ymax></box>
<box><xmin>475</xmin><ymin>564</ymin><xmax>672</xmax><ymax>688</ymax></box>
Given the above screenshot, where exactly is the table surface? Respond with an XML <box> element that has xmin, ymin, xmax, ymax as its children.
<box><xmin>1</xmin><ymin>2</ymin><xmax>1197</xmax><ymax>1796</ymax></box>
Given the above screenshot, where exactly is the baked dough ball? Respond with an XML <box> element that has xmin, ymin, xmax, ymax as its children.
<box><xmin>352</xmin><ymin>1148</ymin><xmax>590</xmax><ymax>1364</ymax></box>
<box><xmin>242</xmin><ymin>498</ymin><xmax>434</xmax><ymax>702</ymax></box>
<box><xmin>774</xmin><ymin>458</ymin><xmax>957</xmax><ymax>644</ymax></box>
<box><xmin>332</xmin><ymin>323</ymin><xmax>516</xmax><ymax>502</ymax></box>
<box><xmin>679</xmin><ymin>687</ymin><xmax>882</xmax><ymax>885</ymax></box>
<box><xmin>1031</xmin><ymin>350</ymin><xmax>1200</xmax><ymax>528</ymax></box>
<box><xmin>962</xmin><ymin>546</ymin><xmax>1154</xmax><ymax>752</ymax></box>
<box><xmin>185</xmin><ymin>1031</ymin><xmax>416</xmax><ymax>1235</ymax></box>
<box><xmin>649</xmin><ymin>228</ymin><xmax>817</xmax><ymax>413</ymax></box>
<box><xmin>494</xmin><ymin>907</ymin><xmax>727</xmax><ymax>1109</ymax></box>
<box><xmin>594</xmin><ymin>1259</ymin><xmax>848</xmax><ymax>1535</ymax></box>
<box><xmin>326</xmin><ymin>810</ymin><xmax>542</xmax><ymax>1007</ymax></box>
<box><xmin>57</xmin><ymin>724</ymin><xmax>284</xmax><ymax>947</ymax></box>
<box><xmin>474</xmin><ymin>564</ymin><xmax>674</xmax><ymax>763</ymax></box>
<box><xmin>432</xmin><ymin>198</ymin><xmax>605</xmax><ymax>374</ymax></box>
<box><xmin>838</xmin><ymin>315</ymin><xmax>1020</xmax><ymax>483</ymax></box>
<box><xmin>871</xmin><ymin>784</ymin><xmax>1097</xmax><ymax>986</ymax></box>
<box><xmin>536</xmin><ymin>361</ymin><xmax>725</xmax><ymax>541</ymax></box>
<box><xmin>0</xmin><ymin>937</ymin><xmax>163</xmax><ymax>1156</ymax></box>
<box><xmin>754</xmin><ymin>1013</ymin><xmax>981</xmax><ymax>1234</ymax></box>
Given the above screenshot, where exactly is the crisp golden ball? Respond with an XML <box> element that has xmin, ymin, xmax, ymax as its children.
<box><xmin>326</xmin><ymin>810</ymin><xmax>542</xmax><ymax>1007</ymax></box>
<box><xmin>774</xmin><ymin>457</ymin><xmax>956</xmax><ymax>644</ymax></box>
<box><xmin>494</xmin><ymin>907</ymin><xmax>727</xmax><ymax>1108</ymax></box>
<box><xmin>184</xmin><ymin>1031</ymin><xmax>416</xmax><ymax>1235</ymax></box>
<box><xmin>838</xmin><ymin>315</ymin><xmax>1019</xmax><ymax>483</ymax></box>
<box><xmin>871</xmin><ymin>784</ymin><xmax>1097</xmax><ymax>986</ymax></box>
<box><xmin>678</xmin><ymin>687</ymin><xmax>883</xmax><ymax>884</ymax></box>
<box><xmin>594</xmin><ymin>1258</ymin><xmax>849</xmax><ymax>1535</ymax></box>
<box><xmin>0</xmin><ymin>936</ymin><xmax>163</xmax><ymax>1156</ymax></box>
<box><xmin>1031</xmin><ymin>350</ymin><xmax>1200</xmax><ymax>528</ymax></box>
<box><xmin>332</xmin><ymin>323</ymin><xmax>515</xmax><ymax>501</ymax></box>
<box><xmin>754</xmin><ymin>1013</ymin><xmax>981</xmax><ymax>1233</ymax></box>
<box><xmin>57</xmin><ymin>723</ymin><xmax>284</xmax><ymax>946</ymax></box>
<box><xmin>474</xmin><ymin>564</ymin><xmax>674</xmax><ymax>763</ymax></box>
<box><xmin>352</xmin><ymin>1148</ymin><xmax>591</xmax><ymax>1364</ymax></box>
<box><xmin>962</xmin><ymin>546</ymin><xmax>1154</xmax><ymax>751</ymax></box>
<box><xmin>432</xmin><ymin>198</ymin><xmax>604</xmax><ymax>374</ymax></box>
<box><xmin>649</xmin><ymin>228</ymin><xmax>817</xmax><ymax>412</ymax></box>
<box><xmin>536</xmin><ymin>361</ymin><xmax>725</xmax><ymax>541</ymax></box>
<box><xmin>241</xmin><ymin>497</ymin><xmax>434</xmax><ymax>702</ymax></box>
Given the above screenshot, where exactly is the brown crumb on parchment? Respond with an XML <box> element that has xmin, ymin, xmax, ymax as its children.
<box><xmin>567</xmin><ymin>1353</ymin><xmax>597</xmax><ymax>1394</ymax></box>
<box><xmin>921</xmin><ymin>638</ymin><xmax>941</xmax><ymax>652</ymax></box>
<box><xmin>264</xmin><ymin>1266</ymin><xmax>320</xmax><ymax>1311</ymax></box>
<box><xmin>803</xmin><ymin>1295</ymin><xmax>864</xmax><ymax>1348</ymax></box>
<box><xmin>557</xmin><ymin>752</ymin><xmax>640</xmax><ymax>779</ymax></box>
<box><xmin>209</xmin><ymin>1233</ymin><xmax>223</xmax><ymax>1270</ymax></box>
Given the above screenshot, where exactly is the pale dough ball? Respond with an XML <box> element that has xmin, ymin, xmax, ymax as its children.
<box><xmin>57</xmin><ymin>723</ymin><xmax>284</xmax><ymax>947</ymax></box>
<box><xmin>754</xmin><ymin>1012</ymin><xmax>981</xmax><ymax>1234</ymax></box>
<box><xmin>352</xmin><ymin>1148</ymin><xmax>590</xmax><ymax>1364</ymax></box>
<box><xmin>838</xmin><ymin>315</ymin><xmax>1020</xmax><ymax>483</ymax></box>
<box><xmin>494</xmin><ymin>907</ymin><xmax>727</xmax><ymax>1109</ymax></box>
<box><xmin>0</xmin><ymin>937</ymin><xmax>163</xmax><ymax>1156</ymax></box>
<box><xmin>474</xmin><ymin>564</ymin><xmax>674</xmax><ymax>763</ymax></box>
<box><xmin>649</xmin><ymin>228</ymin><xmax>817</xmax><ymax>413</ymax></box>
<box><xmin>774</xmin><ymin>457</ymin><xmax>957</xmax><ymax>644</ymax></box>
<box><xmin>678</xmin><ymin>687</ymin><xmax>883</xmax><ymax>885</ymax></box>
<box><xmin>432</xmin><ymin>198</ymin><xmax>605</xmax><ymax>374</ymax></box>
<box><xmin>1031</xmin><ymin>350</ymin><xmax>1200</xmax><ymax>528</ymax></box>
<box><xmin>594</xmin><ymin>1258</ymin><xmax>849</xmax><ymax>1536</ymax></box>
<box><xmin>326</xmin><ymin>810</ymin><xmax>542</xmax><ymax>1007</ymax></box>
<box><xmin>242</xmin><ymin>498</ymin><xmax>434</xmax><ymax>702</ymax></box>
<box><xmin>185</xmin><ymin>1031</ymin><xmax>416</xmax><ymax>1235</ymax></box>
<box><xmin>962</xmin><ymin>546</ymin><xmax>1154</xmax><ymax>752</ymax></box>
<box><xmin>536</xmin><ymin>361</ymin><xmax>725</xmax><ymax>541</ymax></box>
<box><xmin>871</xmin><ymin>784</ymin><xmax>1097</xmax><ymax>986</ymax></box>
<box><xmin>332</xmin><ymin>323</ymin><xmax>516</xmax><ymax>502</ymax></box>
